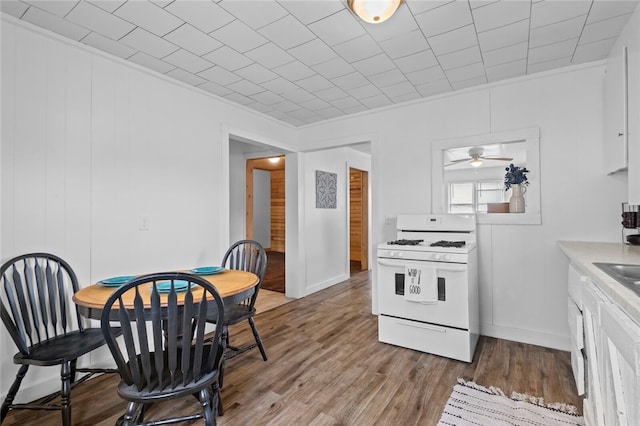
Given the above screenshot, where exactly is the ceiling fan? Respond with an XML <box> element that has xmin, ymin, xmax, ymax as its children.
<box><xmin>446</xmin><ymin>147</ymin><xmax>513</xmax><ymax>168</ymax></box>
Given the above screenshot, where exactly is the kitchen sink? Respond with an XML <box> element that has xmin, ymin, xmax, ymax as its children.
<box><xmin>593</xmin><ymin>262</ymin><xmax>640</xmax><ymax>297</ymax></box>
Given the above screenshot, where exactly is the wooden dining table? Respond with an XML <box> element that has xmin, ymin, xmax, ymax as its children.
<box><xmin>73</xmin><ymin>269</ymin><xmax>258</xmax><ymax>320</ymax></box>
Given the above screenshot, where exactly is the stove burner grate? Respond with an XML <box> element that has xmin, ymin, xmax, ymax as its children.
<box><xmin>430</xmin><ymin>240</ymin><xmax>466</xmax><ymax>248</ymax></box>
<box><xmin>388</xmin><ymin>239</ymin><xmax>423</xmax><ymax>246</ymax></box>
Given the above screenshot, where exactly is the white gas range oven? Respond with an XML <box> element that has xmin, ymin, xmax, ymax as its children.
<box><xmin>377</xmin><ymin>214</ymin><xmax>479</xmax><ymax>363</ymax></box>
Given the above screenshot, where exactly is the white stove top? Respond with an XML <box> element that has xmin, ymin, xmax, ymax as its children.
<box><xmin>377</xmin><ymin>240</ymin><xmax>476</xmax><ymax>254</ymax></box>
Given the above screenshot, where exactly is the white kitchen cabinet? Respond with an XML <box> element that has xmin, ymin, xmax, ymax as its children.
<box><xmin>600</xmin><ymin>302</ymin><xmax>640</xmax><ymax>426</ymax></box>
<box><xmin>604</xmin><ymin>45</ymin><xmax>628</xmax><ymax>174</ymax></box>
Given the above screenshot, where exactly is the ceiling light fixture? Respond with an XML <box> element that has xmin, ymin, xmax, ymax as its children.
<box><xmin>469</xmin><ymin>157</ymin><xmax>483</xmax><ymax>168</ymax></box>
<box><xmin>348</xmin><ymin>0</ymin><xmax>403</xmax><ymax>24</ymax></box>
<box><xmin>268</xmin><ymin>157</ymin><xmax>280</xmax><ymax>164</ymax></box>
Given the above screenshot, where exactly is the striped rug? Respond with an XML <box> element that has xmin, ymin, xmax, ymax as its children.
<box><xmin>438</xmin><ymin>379</ymin><xmax>585</xmax><ymax>426</ymax></box>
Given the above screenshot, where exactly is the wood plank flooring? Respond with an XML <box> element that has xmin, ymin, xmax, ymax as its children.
<box><xmin>261</xmin><ymin>251</ymin><xmax>285</xmax><ymax>293</ymax></box>
<box><xmin>3</xmin><ymin>270</ymin><xmax>582</xmax><ymax>425</ymax></box>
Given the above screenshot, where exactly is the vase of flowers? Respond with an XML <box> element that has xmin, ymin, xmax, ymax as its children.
<box><xmin>504</xmin><ymin>164</ymin><xmax>529</xmax><ymax>213</ymax></box>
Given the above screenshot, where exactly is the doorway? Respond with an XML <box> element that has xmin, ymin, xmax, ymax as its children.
<box><xmin>246</xmin><ymin>156</ymin><xmax>286</xmax><ymax>293</ymax></box>
<box><xmin>349</xmin><ymin>167</ymin><xmax>368</xmax><ymax>274</ymax></box>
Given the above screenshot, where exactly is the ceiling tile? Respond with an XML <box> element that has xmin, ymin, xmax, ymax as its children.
<box><xmin>259</xmin><ymin>15</ymin><xmax>316</xmax><ymax>50</ymax></box>
<box><xmin>163</xmin><ymin>24</ymin><xmax>222</xmax><ymax>56</ymax></box>
<box><xmin>247</xmin><ymin>101</ymin><xmax>276</xmax><ymax>114</ymax></box>
<box><xmin>527</xmin><ymin>56</ymin><xmax>571</xmax><ymax>73</ymax></box>
<box><xmin>415</xmin><ymin>78</ymin><xmax>451</xmax><ymax>97</ymax></box>
<box><xmin>359</xmin><ymin>94</ymin><xmax>392</xmax><ymax>109</ymax></box>
<box><xmin>119</xmin><ymin>27</ymin><xmax>178</xmax><ymax>59</ymax></box>
<box><xmin>363</xmin><ymin>5</ymin><xmax>419</xmax><ymax>42</ymax></box>
<box><xmin>580</xmin><ymin>14</ymin><xmax>634</xmax><ymax>44</ymax></box>
<box><xmin>428</xmin><ymin>24</ymin><xmax>478</xmax><ymax>55</ymax></box>
<box><xmin>529</xmin><ymin>15</ymin><xmax>586</xmax><ymax>48</ymax></box>
<box><xmin>198</xmin><ymin>81</ymin><xmax>233</xmax><ymax>96</ymax></box>
<box><xmin>445</xmin><ymin>62</ymin><xmax>485</xmax><ymax>82</ymax></box>
<box><xmin>260</xmin><ymin>77</ymin><xmax>300</xmax><ymax>94</ymax></box>
<box><xmin>227</xmin><ymin>79</ymin><xmax>265</xmax><ymax>96</ymax></box>
<box><xmin>24</xmin><ymin>0</ymin><xmax>78</xmax><ymax>17</ymax></box>
<box><xmin>22</xmin><ymin>6</ymin><xmax>89</xmax><ymax>41</ymax></box>
<box><xmin>127</xmin><ymin>51</ymin><xmax>175</xmax><ymax>74</ymax></box>
<box><xmin>235</xmin><ymin>63</ymin><xmax>278</xmax><ymax>84</ymax></box>
<box><xmin>88</xmin><ymin>1</ymin><xmax>126</xmax><ymax>13</ymax></box>
<box><xmin>587</xmin><ymin>1</ymin><xmax>638</xmax><ymax>24</ymax></box>
<box><xmin>300</xmin><ymin>98</ymin><xmax>331</xmax><ymax>111</ymax></box>
<box><xmin>367</xmin><ymin>68</ymin><xmax>407</xmax><ymax>88</ymax></box>
<box><xmin>272</xmin><ymin>99</ymin><xmax>299</xmax><ymax>112</ymax></box>
<box><xmin>379</xmin><ymin>29</ymin><xmax>430</xmax><ymax>59</ymax></box>
<box><xmin>288</xmin><ymin>38</ymin><xmax>337</xmax><ymax>66</ymax></box>
<box><xmin>389</xmin><ymin>91</ymin><xmax>422</xmax><ymax>103</ymax></box>
<box><xmin>272</xmin><ymin>60</ymin><xmax>315</xmax><ymax>81</ymax></box>
<box><xmin>1</xmin><ymin>1</ymin><xmax>29</xmax><ymax>18</ymax></box>
<box><xmin>250</xmin><ymin>90</ymin><xmax>285</xmax><ymax>105</ymax></box>
<box><xmin>346</xmin><ymin>84</ymin><xmax>383</xmax><ymax>99</ymax></box>
<box><xmin>224</xmin><ymin>92</ymin><xmax>255</xmax><ymax>105</ymax></box>
<box><xmin>315</xmin><ymin>86</ymin><xmax>348</xmax><ymax>101</ymax></box>
<box><xmin>82</xmin><ymin>31</ymin><xmax>135</xmax><ymax>59</ymax></box>
<box><xmin>406</xmin><ymin>0</ymin><xmax>453</xmax><ymax>15</ymax></box>
<box><xmin>65</xmin><ymin>1</ymin><xmax>134</xmax><ymax>40</ymax></box>
<box><xmin>331</xmin><ymin>72</ymin><xmax>370</xmax><ymax>90</ymax></box>
<box><xmin>486</xmin><ymin>58</ymin><xmax>527</xmax><ymax>82</ymax></box>
<box><xmin>439</xmin><ymin>45</ymin><xmax>482</xmax><ymax>70</ymax></box>
<box><xmin>471</xmin><ymin>0</ymin><xmax>531</xmax><ymax>32</ymax></box>
<box><xmin>342</xmin><ymin>103</ymin><xmax>369</xmax><ymax>114</ymax></box>
<box><xmin>316</xmin><ymin>106</ymin><xmax>343</xmax><ymax>119</ymax></box>
<box><xmin>165</xmin><ymin>1</ymin><xmax>234</xmax><ymax>33</ymax></box>
<box><xmin>451</xmin><ymin>74</ymin><xmax>487</xmax><ymax>90</ymax></box>
<box><xmin>528</xmin><ymin>38</ymin><xmax>577</xmax><ymax>64</ymax></box>
<box><xmin>394</xmin><ymin>50</ymin><xmax>438</xmax><ymax>73</ymax></box>
<box><xmin>530</xmin><ymin>0</ymin><xmax>591</xmax><ymax>29</ymax></box>
<box><xmin>312</xmin><ymin>57</ymin><xmax>355</xmax><ymax>79</ymax></box>
<box><xmin>295</xmin><ymin>74</ymin><xmax>334</xmax><ymax>92</ymax></box>
<box><xmin>405</xmin><ymin>65</ymin><xmax>447</xmax><ymax>85</ymax></box>
<box><xmin>331</xmin><ymin>96</ymin><xmax>362</xmax><ymax>109</ymax></box>
<box><xmin>165</xmin><ymin>68</ymin><xmax>206</xmax><ymax>86</ymax></box>
<box><xmin>414</xmin><ymin>1</ymin><xmax>473</xmax><ymax>37</ymax></box>
<box><xmin>483</xmin><ymin>41</ymin><xmax>528</xmax><ymax>67</ymax></box>
<box><xmin>198</xmin><ymin>65</ymin><xmax>242</xmax><ymax>85</ymax></box>
<box><xmin>333</xmin><ymin>34</ymin><xmax>383</xmax><ymax>63</ymax></box>
<box><xmin>245</xmin><ymin>43</ymin><xmax>295</xmax><ymax>68</ymax></box>
<box><xmin>307</xmin><ymin>9</ymin><xmax>366</xmax><ymax>46</ymax></box>
<box><xmin>380</xmin><ymin>80</ymin><xmax>416</xmax><ymax>97</ymax></box>
<box><xmin>282</xmin><ymin>88</ymin><xmax>316</xmax><ymax>103</ymax></box>
<box><xmin>351</xmin><ymin>53</ymin><xmax>396</xmax><ymax>76</ymax></box>
<box><xmin>114</xmin><ymin>1</ymin><xmax>182</xmax><ymax>36</ymax></box>
<box><xmin>203</xmin><ymin>46</ymin><xmax>253</xmax><ymax>71</ymax></box>
<box><xmin>477</xmin><ymin>19</ymin><xmax>529</xmax><ymax>51</ymax></box>
<box><xmin>150</xmin><ymin>1</ymin><xmax>173</xmax><ymax>8</ymax></box>
<box><xmin>163</xmin><ymin>48</ymin><xmax>212</xmax><ymax>74</ymax></box>
<box><xmin>219</xmin><ymin>0</ymin><xmax>288</xmax><ymax>29</ymax></box>
<box><xmin>210</xmin><ymin>20</ymin><xmax>268</xmax><ymax>53</ymax></box>
<box><xmin>573</xmin><ymin>37</ymin><xmax>617</xmax><ymax>63</ymax></box>
<box><xmin>279</xmin><ymin>0</ymin><xmax>345</xmax><ymax>25</ymax></box>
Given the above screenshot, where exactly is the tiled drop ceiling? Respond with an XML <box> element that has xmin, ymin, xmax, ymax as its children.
<box><xmin>2</xmin><ymin>0</ymin><xmax>638</xmax><ymax>127</ymax></box>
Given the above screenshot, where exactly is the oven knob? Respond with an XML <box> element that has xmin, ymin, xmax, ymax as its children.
<box><xmin>397</xmin><ymin>252</ymin><xmax>404</xmax><ymax>257</ymax></box>
<box><xmin>444</xmin><ymin>254</ymin><xmax>452</xmax><ymax>261</ymax></box>
<box><xmin>390</xmin><ymin>251</ymin><xmax>397</xmax><ymax>257</ymax></box>
<box><xmin>433</xmin><ymin>254</ymin><xmax>441</xmax><ymax>260</ymax></box>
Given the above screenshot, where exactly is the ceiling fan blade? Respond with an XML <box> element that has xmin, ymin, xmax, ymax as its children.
<box><xmin>445</xmin><ymin>158</ymin><xmax>472</xmax><ymax>166</ymax></box>
<box><xmin>481</xmin><ymin>156</ymin><xmax>513</xmax><ymax>161</ymax></box>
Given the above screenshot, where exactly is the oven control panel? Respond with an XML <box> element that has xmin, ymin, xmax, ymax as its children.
<box><xmin>377</xmin><ymin>249</ymin><xmax>468</xmax><ymax>263</ymax></box>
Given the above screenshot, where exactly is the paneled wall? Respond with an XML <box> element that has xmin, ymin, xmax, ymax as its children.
<box><xmin>271</xmin><ymin>168</ymin><xmax>286</xmax><ymax>252</ymax></box>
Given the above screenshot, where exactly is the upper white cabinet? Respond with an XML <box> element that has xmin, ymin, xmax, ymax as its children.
<box><xmin>605</xmin><ymin>5</ymin><xmax>640</xmax><ymax>204</ymax></box>
<box><xmin>603</xmin><ymin>45</ymin><xmax>628</xmax><ymax>174</ymax></box>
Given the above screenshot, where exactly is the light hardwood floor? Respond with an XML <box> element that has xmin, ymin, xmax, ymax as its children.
<box><xmin>3</xmin><ymin>270</ymin><xmax>581</xmax><ymax>425</ymax></box>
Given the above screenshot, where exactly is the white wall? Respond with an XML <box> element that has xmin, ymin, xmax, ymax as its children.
<box><xmin>1</xmin><ymin>17</ymin><xmax>295</xmax><ymax>402</ymax></box>
<box><xmin>298</xmin><ymin>63</ymin><xmax>627</xmax><ymax>351</ymax></box>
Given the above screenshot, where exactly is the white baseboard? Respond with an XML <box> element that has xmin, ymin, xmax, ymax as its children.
<box><xmin>480</xmin><ymin>322</ymin><xmax>571</xmax><ymax>351</ymax></box>
<box><xmin>305</xmin><ymin>273</ymin><xmax>349</xmax><ymax>296</ymax></box>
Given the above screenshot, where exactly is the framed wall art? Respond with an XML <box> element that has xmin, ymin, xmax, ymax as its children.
<box><xmin>315</xmin><ymin>170</ymin><xmax>337</xmax><ymax>209</ymax></box>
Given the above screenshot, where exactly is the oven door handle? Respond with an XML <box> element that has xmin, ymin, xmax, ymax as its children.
<box><xmin>377</xmin><ymin>259</ymin><xmax>467</xmax><ymax>272</ymax></box>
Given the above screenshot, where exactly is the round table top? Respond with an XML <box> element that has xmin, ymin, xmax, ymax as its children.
<box><xmin>73</xmin><ymin>269</ymin><xmax>258</xmax><ymax>311</ymax></box>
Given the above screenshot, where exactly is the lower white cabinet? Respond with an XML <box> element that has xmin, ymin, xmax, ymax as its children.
<box><xmin>567</xmin><ymin>264</ymin><xmax>640</xmax><ymax>426</ymax></box>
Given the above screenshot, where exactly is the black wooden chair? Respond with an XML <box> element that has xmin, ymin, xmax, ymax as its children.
<box><xmin>0</xmin><ymin>252</ymin><xmax>117</xmax><ymax>426</ymax></box>
<box><xmin>101</xmin><ymin>272</ymin><xmax>225</xmax><ymax>426</ymax></box>
<box><xmin>206</xmin><ymin>240</ymin><xmax>268</xmax><ymax>362</ymax></box>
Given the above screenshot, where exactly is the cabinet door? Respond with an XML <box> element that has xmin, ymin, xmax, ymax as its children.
<box><xmin>582</xmin><ymin>281</ymin><xmax>609</xmax><ymax>426</ymax></box>
<box><xmin>604</xmin><ymin>45</ymin><xmax>628</xmax><ymax>174</ymax></box>
<box><xmin>600</xmin><ymin>302</ymin><xmax>640</xmax><ymax>426</ymax></box>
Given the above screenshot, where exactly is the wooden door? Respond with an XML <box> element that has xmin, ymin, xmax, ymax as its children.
<box><xmin>349</xmin><ymin>168</ymin><xmax>368</xmax><ymax>271</ymax></box>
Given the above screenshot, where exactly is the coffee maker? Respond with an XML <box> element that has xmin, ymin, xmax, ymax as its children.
<box><xmin>622</xmin><ymin>202</ymin><xmax>640</xmax><ymax>245</ymax></box>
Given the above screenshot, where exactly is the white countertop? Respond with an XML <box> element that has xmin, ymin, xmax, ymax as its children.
<box><xmin>558</xmin><ymin>241</ymin><xmax>640</xmax><ymax>324</ymax></box>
